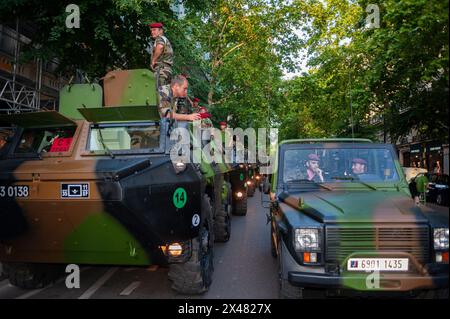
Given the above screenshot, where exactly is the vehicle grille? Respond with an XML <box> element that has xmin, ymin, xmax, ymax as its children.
<box><xmin>325</xmin><ymin>226</ymin><xmax>430</xmax><ymax>263</ymax></box>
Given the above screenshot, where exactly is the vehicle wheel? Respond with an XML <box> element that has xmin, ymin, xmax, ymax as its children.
<box><xmin>232</xmin><ymin>191</ymin><xmax>247</xmax><ymax>216</ymax></box>
<box><xmin>436</xmin><ymin>194</ymin><xmax>443</xmax><ymax>206</ymax></box>
<box><xmin>4</xmin><ymin>262</ymin><xmax>64</xmax><ymax>289</ymax></box>
<box><xmin>214</xmin><ymin>205</ymin><xmax>231</xmax><ymax>242</ymax></box>
<box><xmin>169</xmin><ymin>194</ymin><xmax>214</xmax><ymax>294</ymax></box>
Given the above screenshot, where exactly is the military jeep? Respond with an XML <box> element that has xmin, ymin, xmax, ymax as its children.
<box><xmin>0</xmin><ymin>69</ymin><xmax>234</xmax><ymax>294</ymax></box>
<box><xmin>265</xmin><ymin>139</ymin><xmax>448</xmax><ymax>298</ymax></box>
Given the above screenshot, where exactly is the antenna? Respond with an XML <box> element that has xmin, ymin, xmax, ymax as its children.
<box><xmin>349</xmin><ymin>72</ymin><xmax>354</xmax><ymax>139</ymax></box>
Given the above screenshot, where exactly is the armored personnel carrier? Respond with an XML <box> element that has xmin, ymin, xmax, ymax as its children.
<box><xmin>0</xmin><ymin>69</ymin><xmax>235</xmax><ymax>294</ymax></box>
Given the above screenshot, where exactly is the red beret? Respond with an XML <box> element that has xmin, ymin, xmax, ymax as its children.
<box><xmin>193</xmin><ymin>97</ymin><xmax>200</xmax><ymax>102</ymax></box>
<box><xmin>219</xmin><ymin>121</ymin><xmax>227</xmax><ymax>126</ymax></box>
<box><xmin>200</xmin><ymin>112</ymin><xmax>211</xmax><ymax>119</ymax></box>
<box><xmin>149</xmin><ymin>22</ymin><xmax>163</xmax><ymax>28</ymax></box>
<box><xmin>352</xmin><ymin>158</ymin><xmax>367</xmax><ymax>165</ymax></box>
<box><xmin>308</xmin><ymin>153</ymin><xmax>320</xmax><ymax>161</ymax></box>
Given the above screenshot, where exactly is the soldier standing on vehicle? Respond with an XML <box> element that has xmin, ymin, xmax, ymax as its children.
<box><xmin>199</xmin><ymin>107</ymin><xmax>213</xmax><ymax>128</ymax></box>
<box><xmin>149</xmin><ymin>22</ymin><xmax>173</xmax><ymax>86</ymax></box>
<box><xmin>192</xmin><ymin>97</ymin><xmax>201</xmax><ymax>113</ymax></box>
<box><xmin>158</xmin><ymin>75</ymin><xmax>201</xmax><ymax>121</ymax></box>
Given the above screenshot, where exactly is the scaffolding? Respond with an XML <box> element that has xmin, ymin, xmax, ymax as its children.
<box><xmin>0</xmin><ymin>19</ymin><xmax>58</xmax><ymax>114</ymax></box>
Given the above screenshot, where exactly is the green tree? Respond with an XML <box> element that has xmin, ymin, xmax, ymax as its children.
<box><xmin>283</xmin><ymin>0</ymin><xmax>448</xmax><ymax>142</ymax></box>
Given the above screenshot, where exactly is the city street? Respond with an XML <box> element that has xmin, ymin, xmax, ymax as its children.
<box><xmin>0</xmin><ymin>190</ymin><xmax>279</xmax><ymax>299</ymax></box>
<box><xmin>0</xmin><ymin>192</ymin><xmax>448</xmax><ymax>299</ymax></box>
<box><xmin>0</xmin><ymin>0</ymin><xmax>448</xmax><ymax>306</ymax></box>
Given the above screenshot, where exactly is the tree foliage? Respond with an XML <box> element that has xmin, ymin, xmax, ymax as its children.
<box><xmin>1</xmin><ymin>0</ymin><xmax>447</xmax><ymax>143</ymax></box>
<box><xmin>281</xmin><ymin>0</ymin><xmax>449</xmax><ymax>142</ymax></box>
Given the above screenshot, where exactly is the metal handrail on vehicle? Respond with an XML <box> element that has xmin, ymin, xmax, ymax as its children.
<box><xmin>280</xmin><ymin>138</ymin><xmax>373</xmax><ymax>145</ymax></box>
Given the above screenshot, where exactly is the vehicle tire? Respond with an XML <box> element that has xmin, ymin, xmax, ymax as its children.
<box><xmin>232</xmin><ymin>191</ymin><xmax>247</xmax><ymax>216</ymax></box>
<box><xmin>169</xmin><ymin>194</ymin><xmax>214</xmax><ymax>294</ymax></box>
<box><xmin>4</xmin><ymin>262</ymin><xmax>64</xmax><ymax>289</ymax></box>
<box><xmin>436</xmin><ymin>194</ymin><xmax>443</xmax><ymax>206</ymax></box>
<box><xmin>214</xmin><ymin>205</ymin><xmax>231</xmax><ymax>242</ymax></box>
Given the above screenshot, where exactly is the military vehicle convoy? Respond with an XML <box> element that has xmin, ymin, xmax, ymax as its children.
<box><xmin>264</xmin><ymin>139</ymin><xmax>449</xmax><ymax>299</ymax></box>
<box><xmin>228</xmin><ymin>164</ymin><xmax>248</xmax><ymax>216</ymax></box>
<box><xmin>0</xmin><ymin>69</ymin><xmax>238</xmax><ymax>294</ymax></box>
<box><xmin>245</xmin><ymin>164</ymin><xmax>257</xmax><ymax>197</ymax></box>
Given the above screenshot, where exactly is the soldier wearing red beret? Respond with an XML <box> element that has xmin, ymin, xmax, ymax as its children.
<box><xmin>148</xmin><ymin>22</ymin><xmax>173</xmax><ymax>86</ymax></box>
<box><xmin>198</xmin><ymin>107</ymin><xmax>213</xmax><ymax>128</ymax></box>
<box><xmin>191</xmin><ymin>97</ymin><xmax>201</xmax><ymax>113</ymax></box>
<box><xmin>219</xmin><ymin>121</ymin><xmax>227</xmax><ymax>132</ymax></box>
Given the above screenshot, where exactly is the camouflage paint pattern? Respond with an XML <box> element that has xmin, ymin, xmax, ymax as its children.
<box><xmin>0</xmin><ymin>116</ymin><xmax>202</xmax><ymax>266</ymax></box>
<box><xmin>103</xmin><ymin>69</ymin><xmax>157</xmax><ymax>107</ymax></box>
<box><xmin>59</xmin><ymin>84</ymin><xmax>103</xmax><ymax>120</ymax></box>
<box><xmin>0</xmin><ymin>69</ymin><xmax>205</xmax><ymax>267</ymax></box>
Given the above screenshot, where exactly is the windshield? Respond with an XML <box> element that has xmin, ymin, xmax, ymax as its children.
<box><xmin>282</xmin><ymin>147</ymin><xmax>400</xmax><ymax>184</ymax></box>
<box><xmin>88</xmin><ymin>124</ymin><xmax>160</xmax><ymax>151</ymax></box>
<box><xmin>14</xmin><ymin>127</ymin><xmax>76</xmax><ymax>154</ymax></box>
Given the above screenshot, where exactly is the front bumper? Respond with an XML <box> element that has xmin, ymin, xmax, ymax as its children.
<box><xmin>282</xmin><ymin>241</ymin><xmax>448</xmax><ymax>292</ymax></box>
<box><xmin>288</xmin><ymin>270</ymin><xmax>448</xmax><ymax>291</ymax></box>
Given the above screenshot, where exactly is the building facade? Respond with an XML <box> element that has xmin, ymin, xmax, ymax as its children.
<box><xmin>0</xmin><ymin>21</ymin><xmax>66</xmax><ymax>113</ymax></box>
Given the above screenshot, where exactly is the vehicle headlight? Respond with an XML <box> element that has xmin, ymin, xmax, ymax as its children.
<box><xmin>173</xmin><ymin>161</ymin><xmax>187</xmax><ymax>174</ymax></box>
<box><xmin>294</xmin><ymin>228</ymin><xmax>321</xmax><ymax>252</ymax></box>
<box><xmin>434</xmin><ymin>228</ymin><xmax>449</xmax><ymax>250</ymax></box>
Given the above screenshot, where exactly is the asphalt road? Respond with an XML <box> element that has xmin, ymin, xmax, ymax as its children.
<box><xmin>0</xmin><ymin>195</ymin><xmax>448</xmax><ymax>299</ymax></box>
<box><xmin>0</xmin><ymin>190</ymin><xmax>279</xmax><ymax>299</ymax></box>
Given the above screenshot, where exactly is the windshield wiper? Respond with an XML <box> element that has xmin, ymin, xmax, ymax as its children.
<box><xmin>97</xmin><ymin>128</ymin><xmax>115</xmax><ymax>159</ymax></box>
<box><xmin>331</xmin><ymin>176</ymin><xmax>377</xmax><ymax>190</ymax></box>
<box><xmin>285</xmin><ymin>179</ymin><xmax>332</xmax><ymax>191</ymax></box>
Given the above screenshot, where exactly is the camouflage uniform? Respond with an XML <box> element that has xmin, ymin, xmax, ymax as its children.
<box><xmin>157</xmin><ymin>84</ymin><xmax>175</xmax><ymax>118</ymax></box>
<box><xmin>176</xmin><ymin>98</ymin><xmax>192</xmax><ymax>115</ymax></box>
<box><xmin>157</xmin><ymin>85</ymin><xmax>192</xmax><ymax>118</ymax></box>
<box><xmin>151</xmin><ymin>35</ymin><xmax>173</xmax><ymax>86</ymax></box>
<box><xmin>192</xmin><ymin>104</ymin><xmax>200</xmax><ymax>114</ymax></box>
